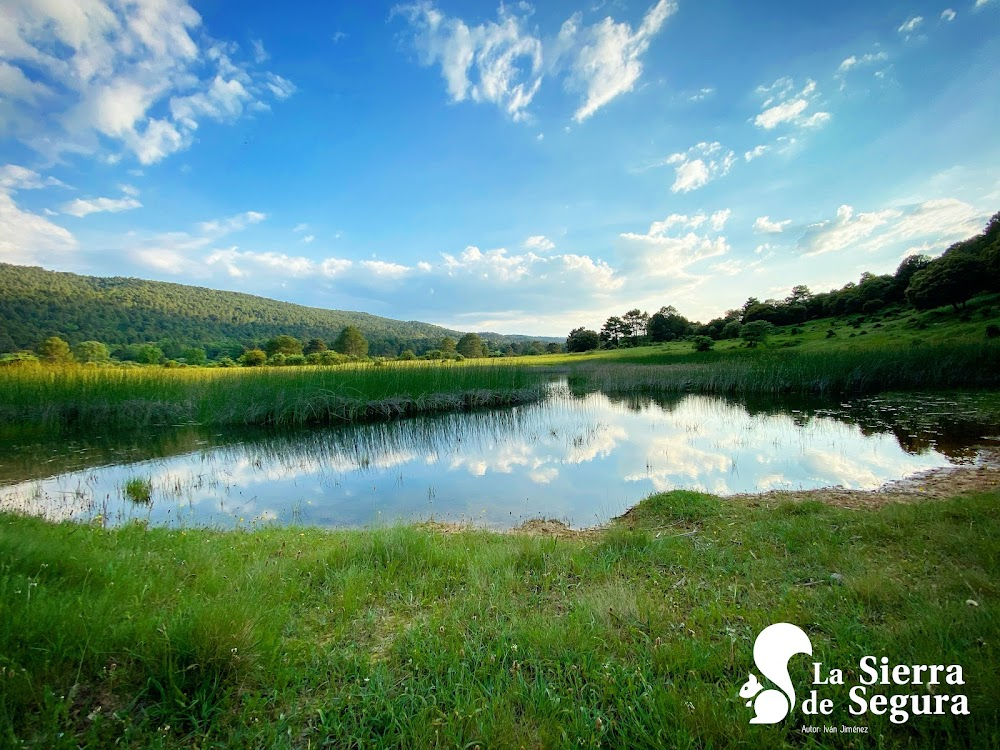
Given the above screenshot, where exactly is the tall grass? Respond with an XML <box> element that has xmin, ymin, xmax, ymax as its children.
<box><xmin>570</xmin><ymin>342</ymin><xmax>1000</xmax><ymax>396</ymax></box>
<box><xmin>1</xmin><ymin>489</ymin><xmax>997</xmax><ymax>747</ymax></box>
<box><xmin>0</xmin><ymin>361</ymin><xmax>545</xmax><ymax>428</ymax></box>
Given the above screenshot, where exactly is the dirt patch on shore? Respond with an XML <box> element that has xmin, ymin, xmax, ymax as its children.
<box><xmin>735</xmin><ymin>449</ymin><xmax>1000</xmax><ymax>510</ymax></box>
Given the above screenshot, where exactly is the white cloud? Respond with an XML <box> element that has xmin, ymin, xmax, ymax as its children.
<box><xmin>744</xmin><ymin>144</ymin><xmax>769</xmax><ymax>162</ymax></box>
<box><xmin>62</xmin><ymin>195</ymin><xmax>142</xmax><ymax>217</ymax></box>
<box><xmin>251</xmin><ymin>39</ymin><xmax>268</xmax><ymax>63</ymax></box>
<box><xmin>710</xmin><ymin>209</ymin><xmax>731</xmax><ymax>231</ymax></box>
<box><xmin>837</xmin><ymin>51</ymin><xmax>888</xmax><ymax>73</ymax></box>
<box><xmin>898</xmin><ymin>16</ymin><xmax>924</xmax><ymax>34</ymax></box>
<box><xmin>197</xmin><ymin>211</ymin><xmax>267</xmax><ymax>236</ymax></box>
<box><xmin>0</xmin><ymin>165</ymin><xmax>66</xmax><ymax>191</ymax></box>
<box><xmin>361</xmin><ymin>260</ymin><xmax>411</xmax><ymax>279</ymax></box>
<box><xmin>1</xmin><ymin>0</ymin><xmax>295</xmax><ymax>164</ymax></box>
<box><xmin>974</xmin><ymin>0</ymin><xmax>994</xmax><ymax>7</ymax></box>
<box><xmin>392</xmin><ymin>2</ymin><xmax>543</xmax><ymax>121</ymax></box>
<box><xmin>562</xmin><ymin>0</ymin><xmax>678</xmax><ymax>122</ymax></box>
<box><xmin>753</xmin><ymin>216</ymin><xmax>791</xmax><ymax>234</ymax></box>
<box><xmin>292</xmin><ymin>223</ymin><xmax>309</xmax><ymax>233</ymax></box>
<box><xmin>797</xmin><ymin>199</ymin><xmax>985</xmax><ymax>258</ymax></box>
<box><xmin>753</xmin><ymin>78</ymin><xmax>830</xmax><ymax>130</ymax></box>
<box><xmin>687</xmin><ymin>87</ymin><xmax>715</xmax><ymax>102</ymax></box>
<box><xmin>941</xmin><ymin>9</ymin><xmax>957</xmax><ymax>21</ymax></box>
<box><xmin>302</xmin><ymin>235</ymin><xmax>315</xmax><ymax>244</ymax></box>
<box><xmin>0</xmin><ymin>167</ymin><xmax>77</xmax><ymax>265</ymax></box>
<box><xmin>619</xmin><ymin>211</ymin><xmax>730</xmax><ymax>276</ymax></box>
<box><xmin>709</xmin><ymin>259</ymin><xmax>744</xmax><ymax>276</ymax></box>
<box><xmin>393</xmin><ymin>1</ymin><xmax>676</xmax><ymax>123</ymax></box>
<box><xmin>524</xmin><ymin>234</ymin><xmax>555</xmax><ymax>251</ymax></box>
<box><xmin>665</xmin><ymin>142</ymin><xmax>736</xmax><ymax>193</ymax></box>
<box><xmin>799</xmin><ymin>205</ymin><xmax>901</xmax><ymax>257</ymax></box>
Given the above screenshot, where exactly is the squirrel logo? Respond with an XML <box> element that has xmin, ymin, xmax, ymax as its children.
<box><xmin>740</xmin><ymin>623</ymin><xmax>813</xmax><ymax>725</ymax></box>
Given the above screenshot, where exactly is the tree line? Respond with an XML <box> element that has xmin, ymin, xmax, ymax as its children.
<box><xmin>0</xmin><ymin>264</ymin><xmax>562</xmax><ymax>362</ymax></box>
<box><xmin>567</xmin><ymin>211</ymin><xmax>1000</xmax><ymax>351</ymax></box>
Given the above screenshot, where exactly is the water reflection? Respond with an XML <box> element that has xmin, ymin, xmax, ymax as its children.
<box><xmin>1</xmin><ymin>387</ymin><xmax>997</xmax><ymax>529</ymax></box>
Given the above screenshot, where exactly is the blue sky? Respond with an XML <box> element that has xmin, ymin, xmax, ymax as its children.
<box><xmin>1</xmin><ymin>0</ymin><xmax>999</xmax><ymax>336</ymax></box>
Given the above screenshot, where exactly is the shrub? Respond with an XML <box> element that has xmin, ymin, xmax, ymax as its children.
<box><xmin>826</xmin><ymin>330</ymin><xmax>836</xmax><ymax>338</ymax></box>
<box><xmin>692</xmin><ymin>336</ymin><xmax>714</xmax><ymax>352</ymax></box>
<box><xmin>987</xmin><ymin>324</ymin><xmax>1000</xmax><ymax>339</ymax></box>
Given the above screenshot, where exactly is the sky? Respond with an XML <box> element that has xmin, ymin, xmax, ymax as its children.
<box><xmin>1</xmin><ymin>0</ymin><xmax>999</xmax><ymax>337</ymax></box>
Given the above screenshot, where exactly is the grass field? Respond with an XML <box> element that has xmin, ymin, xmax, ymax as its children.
<box><xmin>524</xmin><ymin>298</ymin><xmax>1000</xmax><ymax>396</ymax></box>
<box><xmin>1</xmin><ymin>489</ymin><xmax>997</xmax><ymax>748</ymax></box>
<box><xmin>0</xmin><ymin>361</ymin><xmax>546</xmax><ymax>428</ymax></box>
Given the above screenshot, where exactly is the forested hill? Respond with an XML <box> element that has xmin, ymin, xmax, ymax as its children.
<box><xmin>0</xmin><ymin>264</ymin><xmax>552</xmax><ymax>356</ymax></box>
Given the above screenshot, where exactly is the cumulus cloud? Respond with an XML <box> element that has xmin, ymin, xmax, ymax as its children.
<box><xmin>941</xmin><ymin>9</ymin><xmax>957</xmax><ymax>21</ymax></box>
<box><xmin>753</xmin><ymin>216</ymin><xmax>791</xmax><ymax>234</ymax></box>
<box><xmin>665</xmin><ymin>142</ymin><xmax>736</xmax><ymax>193</ymax></box>
<box><xmin>619</xmin><ymin>211</ymin><xmax>731</xmax><ymax>276</ymax></box>
<box><xmin>744</xmin><ymin>144</ymin><xmax>769</xmax><ymax>162</ymax></box>
<box><xmin>798</xmin><ymin>199</ymin><xmax>986</xmax><ymax>257</ymax></box>
<box><xmin>524</xmin><ymin>235</ymin><xmax>555</xmax><ymax>251</ymax></box>
<box><xmin>393</xmin><ymin>0</ymin><xmax>676</xmax><ymax>123</ymax></box>
<box><xmin>753</xmin><ymin>78</ymin><xmax>830</xmax><ymax>130</ymax></box>
<box><xmin>391</xmin><ymin>2</ymin><xmax>543</xmax><ymax>121</ymax></box>
<box><xmin>0</xmin><ymin>164</ymin><xmax>76</xmax><ymax>265</ymax></box>
<box><xmin>898</xmin><ymin>16</ymin><xmax>924</xmax><ymax>34</ymax></box>
<box><xmin>0</xmin><ymin>0</ymin><xmax>295</xmax><ymax>164</ymax></box>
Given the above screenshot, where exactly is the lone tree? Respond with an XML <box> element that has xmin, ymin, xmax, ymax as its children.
<box><xmin>334</xmin><ymin>326</ymin><xmax>369</xmax><ymax>357</ymax></box>
<box><xmin>265</xmin><ymin>335</ymin><xmax>303</xmax><ymax>357</ymax></box>
<box><xmin>456</xmin><ymin>333</ymin><xmax>484</xmax><ymax>358</ymax></box>
<box><xmin>39</xmin><ymin>336</ymin><xmax>73</xmax><ymax>363</ymax></box>
<box><xmin>439</xmin><ymin>337</ymin><xmax>457</xmax><ymax>356</ymax></box>
<box><xmin>240</xmin><ymin>348</ymin><xmax>267</xmax><ymax>366</ymax></box>
<box><xmin>73</xmin><ymin>340</ymin><xmax>109</xmax><ymax>363</ymax></box>
<box><xmin>566</xmin><ymin>327</ymin><xmax>600</xmax><ymax>352</ymax></box>
<box><xmin>906</xmin><ymin>254</ymin><xmax>986</xmax><ymax>311</ymax></box>
<box><xmin>740</xmin><ymin>320</ymin><xmax>775</xmax><ymax>348</ymax></box>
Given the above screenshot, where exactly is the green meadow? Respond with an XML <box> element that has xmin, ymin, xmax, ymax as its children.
<box><xmin>2</xmin><ymin>490</ymin><xmax>997</xmax><ymax>748</ymax></box>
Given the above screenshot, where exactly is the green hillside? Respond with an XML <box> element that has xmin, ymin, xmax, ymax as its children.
<box><xmin>0</xmin><ymin>264</ymin><xmax>554</xmax><ymax>357</ymax></box>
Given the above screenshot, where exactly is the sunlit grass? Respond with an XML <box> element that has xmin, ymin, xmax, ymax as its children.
<box><xmin>1</xmin><ymin>489</ymin><xmax>997</xmax><ymax>747</ymax></box>
<box><xmin>0</xmin><ymin>361</ymin><xmax>546</xmax><ymax>428</ymax></box>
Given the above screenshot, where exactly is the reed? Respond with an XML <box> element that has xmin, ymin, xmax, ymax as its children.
<box><xmin>570</xmin><ymin>342</ymin><xmax>1000</xmax><ymax>396</ymax></box>
<box><xmin>0</xmin><ymin>361</ymin><xmax>545</xmax><ymax>428</ymax></box>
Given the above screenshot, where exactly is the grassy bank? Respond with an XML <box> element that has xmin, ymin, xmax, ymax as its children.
<box><xmin>565</xmin><ymin>342</ymin><xmax>1000</xmax><ymax>396</ymax></box>
<box><xmin>1</xmin><ymin>490</ymin><xmax>997</xmax><ymax>748</ymax></box>
<box><xmin>0</xmin><ymin>362</ymin><xmax>545</xmax><ymax>428</ymax></box>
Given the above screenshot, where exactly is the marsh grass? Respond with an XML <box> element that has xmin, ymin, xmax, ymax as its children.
<box><xmin>568</xmin><ymin>342</ymin><xmax>1000</xmax><ymax>396</ymax></box>
<box><xmin>122</xmin><ymin>477</ymin><xmax>152</xmax><ymax>504</ymax></box>
<box><xmin>0</xmin><ymin>362</ymin><xmax>545</xmax><ymax>429</ymax></box>
<box><xmin>1</xmin><ymin>489</ymin><xmax>997</xmax><ymax>748</ymax></box>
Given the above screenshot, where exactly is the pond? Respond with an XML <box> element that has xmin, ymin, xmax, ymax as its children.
<box><xmin>1</xmin><ymin>384</ymin><xmax>998</xmax><ymax>529</ymax></box>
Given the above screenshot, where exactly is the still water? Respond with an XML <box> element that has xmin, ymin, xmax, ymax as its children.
<box><xmin>1</xmin><ymin>385</ymin><xmax>997</xmax><ymax>529</ymax></box>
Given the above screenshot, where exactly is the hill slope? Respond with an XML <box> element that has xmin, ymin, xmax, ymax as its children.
<box><xmin>0</xmin><ymin>264</ymin><xmax>554</xmax><ymax>356</ymax></box>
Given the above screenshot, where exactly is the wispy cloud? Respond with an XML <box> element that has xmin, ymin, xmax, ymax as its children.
<box><xmin>392</xmin><ymin>0</ymin><xmax>676</xmax><ymax>123</ymax></box>
<box><xmin>753</xmin><ymin>78</ymin><xmax>830</xmax><ymax>130</ymax></box>
<box><xmin>665</xmin><ymin>142</ymin><xmax>736</xmax><ymax>193</ymax></box>
<box><xmin>63</xmin><ymin>195</ymin><xmax>143</xmax><ymax>218</ymax></box>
